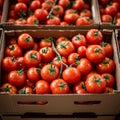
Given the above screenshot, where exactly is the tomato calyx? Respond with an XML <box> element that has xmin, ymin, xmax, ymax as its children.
<box><xmin>9</xmin><ymin>45</ymin><xmax>15</xmax><ymax>50</ymax></box>
<box><xmin>100</xmin><ymin>41</ymin><xmax>108</xmax><ymax>47</ymax></box>
<box><xmin>94</xmin><ymin>31</ymin><xmax>99</xmax><ymax>37</ymax></box>
<box><xmin>17</xmin><ymin>69</ymin><xmax>24</xmax><ymax>76</ymax></box>
<box><xmin>94</xmin><ymin>48</ymin><xmax>101</xmax><ymax>53</ymax></box>
<box><xmin>103</xmin><ymin>59</ymin><xmax>110</xmax><ymax>65</ymax></box>
<box><xmin>48</xmin><ymin>64</ymin><xmax>57</xmax><ymax>75</ymax></box>
<box><xmin>94</xmin><ymin>77</ymin><xmax>101</xmax><ymax>87</ymax></box>
<box><xmin>36</xmin><ymin>68</ymin><xmax>40</xmax><ymax>73</ymax></box>
<box><xmin>81</xmin><ymin>82</ymin><xmax>86</xmax><ymax>90</ymax></box>
<box><xmin>46</xmin><ymin>37</ymin><xmax>54</xmax><ymax>42</ymax></box>
<box><xmin>59</xmin><ymin>42</ymin><xmax>69</xmax><ymax>49</ymax></box>
<box><xmin>103</xmin><ymin>75</ymin><xmax>110</xmax><ymax>81</ymax></box>
<box><xmin>19</xmin><ymin>10</ymin><xmax>26</xmax><ymax>18</ymax></box>
<box><xmin>42</xmin><ymin>47</ymin><xmax>48</xmax><ymax>53</ymax></box>
<box><xmin>3</xmin><ymin>86</ymin><xmax>12</xmax><ymax>92</ymax></box>
<box><xmin>59</xmin><ymin>82</ymin><xmax>66</xmax><ymax>91</ymax></box>
<box><xmin>26</xmin><ymin>36</ymin><xmax>32</xmax><ymax>43</ymax></box>
<box><xmin>11</xmin><ymin>56</ymin><xmax>17</xmax><ymax>62</ymax></box>
<box><xmin>30</xmin><ymin>52</ymin><xmax>37</xmax><ymax>60</ymax></box>
<box><xmin>33</xmin><ymin>19</ymin><xmax>39</xmax><ymax>25</ymax></box>
<box><xmin>75</xmin><ymin>34</ymin><xmax>82</xmax><ymax>41</ymax></box>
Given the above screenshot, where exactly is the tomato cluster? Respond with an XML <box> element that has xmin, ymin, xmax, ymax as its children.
<box><xmin>7</xmin><ymin>0</ymin><xmax>94</xmax><ymax>26</ymax></box>
<box><xmin>0</xmin><ymin>29</ymin><xmax>116</xmax><ymax>95</ymax></box>
<box><xmin>99</xmin><ymin>0</ymin><xmax>120</xmax><ymax>25</ymax></box>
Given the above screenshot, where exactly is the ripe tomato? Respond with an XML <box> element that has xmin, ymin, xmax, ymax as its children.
<box><xmin>17</xmin><ymin>0</ymin><xmax>29</xmax><ymax>4</ymax></box>
<box><xmin>96</xmin><ymin>57</ymin><xmax>115</xmax><ymax>74</ymax></box>
<box><xmin>101</xmin><ymin>73</ymin><xmax>115</xmax><ymax>87</ymax></box>
<box><xmin>5</xmin><ymin>44</ymin><xmax>22</xmax><ymax>57</ymax></box>
<box><xmin>100</xmin><ymin>41</ymin><xmax>113</xmax><ymax>58</ymax></box>
<box><xmin>24</xmin><ymin>50</ymin><xmax>41</xmax><ymax>67</ymax></box>
<box><xmin>105</xmin><ymin>5</ymin><xmax>117</xmax><ymax>16</ymax></box>
<box><xmin>56</xmin><ymin>40</ymin><xmax>75</xmax><ymax>58</ymax></box>
<box><xmin>18</xmin><ymin>33</ymin><xmax>34</xmax><ymax>49</ymax></box>
<box><xmin>77</xmin><ymin>46</ymin><xmax>86</xmax><ymax>57</ymax></box>
<box><xmin>26</xmin><ymin>15</ymin><xmax>39</xmax><ymax>25</ymax></box>
<box><xmin>35</xmin><ymin>80</ymin><xmax>50</xmax><ymax>94</ymax></box>
<box><xmin>72</xmin><ymin>34</ymin><xmax>87</xmax><ymax>48</ymax></box>
<box><xmin>2</xmin><ymin>57</ymin><xmax>18</xmax><ymax>72</ymax></box>
<box><xmin>101</xmin><ymin>14</ymin><xmax>113</xmax><ymax>23</ymax></box>
<box><xmin>15</xmin><ymin>18</ymin><xmax>27</xmax><ymax>25</ymax></box>
<box><xmin>19</xmin><ymin>86</ymin><xmax>34</xmax><ymax>94</ymax></box>
<box><xmin>105</xmin><ymin>87</ymin><xmax>114</xmax><ymax>93</ymax></box>
<box><xmin>62</xmin><ymin>67</ymin><xmax>81</xmax><ymax>84</ymax></box>
<box><xmin>67</xmin><ymin>53</ymin><xmax>80</xmax><ymax>67</ymax></box>
<box><xmin>50</xmin><ymin>79</ymin><xmax>70</xmax><ymax>94</ymax></box>
<box><xmin>58</xmin><ymin>0</ymin><xmax>70</xmax><ymax>9</ymax></box>
<box><xmin>39</xmin><ymin>47</ymin><xmax>56</xmax><ymax>63</ymax></box>
<box><xmin>85</xmin><ymin>73</ymin><xmax>106</xmax><ymax>93</ymax></box>
<box><xmin>8</xmin><ymin>69</ymin><xmax>26</xmax><ymax>87</ymax></box>
<box><xmin>9</xmin><ymin>10</ymin><xmax>18</xmax><ymax>19</ymax></box>
<box><xmin>41</xmin><ymin>64</ymin><xmax>59</xmax><ymax>82</ymax></box>
<box><xmin>56</xmin><ymin>36</ymin><xmax>69</xmax><ymax>44</ymax></box>
<box><xmin>99</xmin><ymin>0</ymin><xmax>110</xmax><ymax>6</ymax></box>
<box><xmin>73</xmin><ymin>81</ymin><xmax>87</xmax><ymax>94</ymax></box>
<box><xmin>80</xmin><ymin>9</ymin><xmax>92</xmax><ymax>18</ymax></box>
<box><xmin>65</xmin><ymin>9</ymin><xmax>78</xmax><ymax>15</ymax></box>
<box><xmin>1</xmin><ymin>83</ymin><xmax>17</xmax><ymax>94</ymax></box>
<box><xmin>86</xmin><ymin>29</ymin><xmax>103</xmax><ymax>44</ymax></box>
<box><xmin>27</xmin><ymin>67</ymin><xmax>41</xmax><ymax>83</ymax></box>
<box><xmin>30</xmin><ymin>0</ymin><xmax>41</xmax><ymax>11</ymax></box>
<box><xmin>60</xmin><ymin>21</ymin><xmax>68</xmax><ymax>26</ymax></box>
<box><xmin>77</xmin><ymin>58</ymin><xmax>92</xmax><ymax>75</ymax></box>
<box><xmin>86</xmin><ymin>45</ymin><xmax>105</xmax><ymax>64</ymax></box>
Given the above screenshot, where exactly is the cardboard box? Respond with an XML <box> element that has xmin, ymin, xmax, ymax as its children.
<box><xmin>0</xmin><ymin>29</ymin><xmax>120</xmax><ymax>116</ymax></box>
<box><xmin>1</xmin><ymin>0</ymin><xmax>99</xmax><ymax>30</ymax></box>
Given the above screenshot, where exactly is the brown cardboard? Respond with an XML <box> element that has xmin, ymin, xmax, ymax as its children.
<box><xmin>1</xmin><ymin>0</ymin><xmax>99</xmax><ymax>30</ymax></box>
<box><xmin>0</xmin><ymin>29</ymin><xmax>120</xmax><ymax>116</ymax></box>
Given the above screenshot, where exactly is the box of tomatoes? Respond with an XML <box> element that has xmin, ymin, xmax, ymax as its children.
<box><xmin>0</xmin><ymin>29</ymin><xmax>120</xmax><ymax>117</ymax></box>
<box><xmin>1</xmin><ymin>0</ymin><xmax>99</xmax><ymax>30</ymax></box>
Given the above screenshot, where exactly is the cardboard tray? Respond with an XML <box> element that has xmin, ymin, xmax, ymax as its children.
<box><xmin>0</xmin><ymin>29</ymin><xmax>120</xmax><ymax>116</ymax></box>
<box><xmin>1</xmin><ymin>0</ymin><xmax>99</xmax><ymax>30</ymax></box>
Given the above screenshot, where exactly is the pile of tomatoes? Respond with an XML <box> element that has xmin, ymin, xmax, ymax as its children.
<box><xmin>0</xmin><ymin>29</ymin><xmax>116</xmax><ymax>95</ymax></box>
<box><xmin>7</xmin><ymin>0</ymin><xmax>94</xmax><ymax>26</ymax></box>
<box><xmin>99</xmin><ymin>0</ymin><xmax>120</xmax><ymax>25</ymax></box>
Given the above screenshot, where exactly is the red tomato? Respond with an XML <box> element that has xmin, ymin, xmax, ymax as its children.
<box><xmin>101</xmin><ymin>14</ymin><xmax>113</xmax><ymax>23</ymax></box>
<box><xmin>105</xmin><ymin>5</ymin><xmax>117</xmax><ymax>16</ymax></box>
<box><xmin>77</xmin><ymin>58</ymin><xmax>92</xmax><ymax>75</ymax></box>
<box><xmin>17</xmin><ymin>0</ymin><xmax>29</xmax><ymax>4</ymax></box>
<box><xmin>96</xmin><ymin>57</ymin><xmax>115</xmax><ymax>74</ymax></box>
<box><xmin>85</xmin><ymin>73</ymin><xmax>106</xmax><ymax>93</ymax></box>
<box><xmin>39</xmin><ymin>47</ymin><xmax>56</xmax><ymax>63</ymax></box>
<box><xmin>50</xmin><ymin>79</ymin><xmax>70</xmax><ymax>94</ymax></box>
<box><xmin>56</xmin><ymin>36</ymin><xmax>69</xmax><ymax>44</ymax></box>
<box><xmin>86</xmin><ymin>45</ymin><xmax>105</xmax><ymax>63</ymax></box>
<box><xmin>8</xmin><ymin>69</ymin><xmax>26</xmax><ymax>87</ymax></box>
<box><xmin>60</xmin><ymin>21</ymin><xmax>68</xmax><ymax>26</ymax></box>
<box><xmin>41</xmin><ymin>64</ymin><xmax>59</xmax><ymax>82</ymax></box>
<box><xmin>62</xmin><ymin>67</ymin><xmax>81</xmax><ymax>84</ymax></box>
<box><xmin>65</xmin><ymin>9</ymin><xmax>78</xmax><ymax>15</ymax></box>
<box><xmin>19</xmin><ymin>86</ymin><xmax>34</xmax><ymax>94</ymax></box>
<box><xmin>105</xmin><ymin>87</ymin><xmax>114</xmax><ymax>93</ymax></box>
<box><xmin>1</xmin><ymin>83</ymin><xmax>17</xmax><ymax>94</ymax></box>
<box><xmin>72</xmin><ymin>34</ymin><xmax>87</xmax><ymax>48</ymax></box>
<box><xmin>30</xmin><ymin>0</ymin><xmax>41</xmax><ymax>11</ymax></box>
<box><xmin>5</xmin><ymin>44</ymin><xmax>22</xmax><ymax>57</ymax></box>
<box><xmin>15</xmin><ymin>18</ymin><xmax>27</xmax><ymax>25</ymax></box>
<box><xmin>101</xmin><ymin>73</ymin><xmax>115</xmax><ymax>87</ymax></box>
<box><xmin>27</xmin><ymin>67</ymin><xmax>41</xmax><ymax>83</ymax></box>
<box><xmin>56</xmin><ymin>40</ymin><xmax>75</xmax><ymax>58</ymax></box>
<box><xmin>24</xmin><ymin>50</ymin><xmax>41</xmax><ymax>67</ymax></box>
<box><xmin>77</xmin><ymin>46</ymin><xmax>86</xmax><ymax>57</ymax></box>
<box><xmin>58</xmin><ymin>0</ymin><xmax>70</xmax><ymax>9</ymax></box>
<box><xmin>31</xmin><ymin>42</ymin><xmax>39</xmax><ymax>51</ymax></box>
<box><xmin>73</xmin><ymin>81</ymin><xmax>87</xmax><ymax>94</ymax></box>
<box><xmin>86</xmin><ymin>29</ymin><xmax>103</xmax><ymax>45</ymax></box>
<box><xmin>99</xmin><ymin>0</ymin><xmax>110</xmax><ymax>6</ymax></box>
<box><xmin>2</xmin><ymin>57</ymin><xmax>18</xmax><ymax>72</ymax></box>
<box><xmin>18</xmin><ymin>33</ymin><xmax>34</xmax><ymax>49</ymax></box>
<box><xmin>80</xmin><ymin>9</ymin><xmax>92</xmax><ymax>17</ymax></box>
<box><xmin>116</xmin><ymin>18</ymin><xmax>120</xmax><ymax>26</ymax></box>
<box><xmin>9</xmin><ymin>10</ymin><xmax>18</xmax><ymax>19</ymax></box>
<box><xmin>26</xmin><ymin>16</ymin><xmax>39</xmax><ymax>25</ymax></box>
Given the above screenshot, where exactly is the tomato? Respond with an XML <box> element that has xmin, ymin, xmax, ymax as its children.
<box><xmin>77</xmin><ymin>58</ymin><xmax>92</xmax><ymax>75</ymax></box>
<box><xmin>84</xmin><ymin>3</ymin><xmax>90</xmax><ymax>10</ymax></box>
<box><xmin>39</xmin><ymin>47</ymin><xmax>56</xmax><ymax>63</ymax></box>
<box><xmin>30</xmin><ymin>0</ymin><xmax>41</xmax><ymax>12</ymax></box>
<box><xmin>34</xmin><ymin>9</ymin><xmax>48</xmax><ymax>23</ymax></box>
<box><xmin>86</xmin><ymin>45</ymin><xmax>105</xmax><ymax>64</ymax></box>
<box><xmin>80</xmin><ymin>9</ymin><xmax>92</xmax><ymax>18</ymax></box>
<box><xmin>116</xmin><ymin>12</ymin><xmax>120</xmax><ymax>18</ymax></box>
<box><xmin>17</xmin><ymin>0</ymin><xmax>29</xmax><ymax>4</ymax></box>
<box><xmin>41</xmin><ymin>64</ymin><xmax>59</xmax><ymax>82</ymax></box>
<box><xmin>65</xmin><ymin>9</ymin><xmax>78</xmax><ymax>15</ymax></box>
<box><xmin>73</xmin><ymin>81</ymin><xmax>87</xmax><ymax>94</ymax></box>
<box><xmin>31</xmin><ymin>42</ymin><xmax>39</xmax><ymax>51</ymax></box>
<box><xmin>112</xmin><ymin>2</ymin><xmax>120</xmax><ymax>11</ymax></box>
<box><xmin>56</xmin><ymin>36</ymin><xmax>69</xmax><ymax>44</ymax></box>
<box><xmin>72</xmin><ymin>0</ymin><xmax>85</xmax><ymax>11</ymax></box>
<box><xmin>24</xmin><ymin>50</ymin><xmax>41</xmax><ymax>67</ymax></box>
<box><xmin>7</xmin><ymin>38</ymin><xmax>17</xmax><ymax>45</ymax></box>
<box><xmin>19</xmin><ymin>86</ymin><xmax>34</xmax><ymax>94</ymax></box>
<box><xmin>62</xmin><ymin>67</ymin><xmax>81</xmax><ymax>84</ymax></box>
<box><xmin>1</xmin><ymin>83</ymin><xmax>17</xmax><ymax>94</ymax></box>
<box><xmin>8</xmin><ymin>69</ymin><xmax>26</xmax><ymax>87</ymax></box>
<box><xmin>56</xmin><ymin>40</ymin><xmax>75</xmax><ymax>58</ymax></box>
<box><xmin>101</xmin><ymin>14</ymin><xmax>113</xmax><ymax>23</ymax></box>
<box><xmin>116</xmin><ymin>18</ymin><xmax>120</xmax><ymax>26</ymax></box>
<box><xmin>100</xmin><ymin>41</ymin><xmax>113</xmax><ymax>58</ymax></box>
<box><xmin>101</xmin><ymin>73</ymin><xmax>115</xmax><ymax>87</ymax></box>
<box><xmin>77</xmin><ymin>46</ymin><xmax>86</xmax><ymax>57</ymax></box>
<box><xmin>52</xmin><ymin>56</ymin><xmax>68</xmax><ymax>70</ymax></box>
<box><xmin>2</xmin><ymin>57</ymin><xmax>18</xmax><ymax>72</ymax></box>
<box><xmin>46</xmin><ymin>16</ymin><xmax>61</xmax><ymax>25</ymax></box>
<box><xmin>52</xmin><ymin>5</ymin><xmax>64</xmax><ymax>17</ymax></box>
<box><xmin>96</xmin><ymin>57</ymin><xmax>115</xmax><ymax>74</ymax></box>
<box><xmin>85</xmin><ymin>73</ymin><xmax>106</xmax><ymax>93</ymax></box>
<box><xmin>14</xmin><ymin>3</ymin><xmax>28</xmax><ymax>17</ymax></box>
<box><xmin>60</xmin><ymin>21</ymin><xmax>68</xmax><ymax>26</ymax></box>
<box><xmin>35</xmin><ymin>80</ymin><xmax>50</xmax><ymax>94</ymax></box>
<box><xmin>15</xmin><ymin>18</ymin><xmax>27</xmax><ymax>25</ymax></box>
<box><xmin>50</xmin><ymin>79</ymin><xmax>70</xmax><ymax>94</ymax></box>
<box><xmin>72</xmin><ymin>34</ymin><xmax>87</xmax><ymax>48</ymax></box>
<box><xmin>99</xmin><ymin>0</ymin><xmax>110</xmax><ymax>6</ymax></box>
<box><xmin>27</xmin><ymin>67</ymin><xmax>41</xmax><ymax>83</ymax></box>
<box><xmin>26</xmin><ymin>15</ymin><xmax>39</xmax><ymax>25</ymax></box>
<box><xmin>5</xmin><ymin>44</ymin><xmax>22</xmax><ymax>57</ymax></box>
<box><xmin>9</xmin><ymin>10</ymin><xmax>18</xmax><ymax>19</ymax></box>
<box><xmin>86</xmin><ymin>29</ymin><xmax>103</xmax><ymax>45</ymax></box>
<box><xmin>58</xmin><ymin>0</ymin><xmax>70</xmax><ymax>9</ymax></box>
<box><xmin>105</xmin><ymin>87</ymin><xmax>114</xmax><ymax>93</ymax></box>
<box><xmin>26</xmin><ymin>79</ymin><xmax>35</xmax><ymax>88</ymax></box>
<box><xmin>67</xmin><ymin>53</ymin><xmax>80</xmax><ymax>67</ymax></box>
<box><xmin>18</xmin><ymin>33</ymin><xmax>34</xmax><ymax>49</ymax></box>
<box><xmin>39</xmin><ymin>37</ymin><xmax>52</xmax><ymax>48</ymax></box>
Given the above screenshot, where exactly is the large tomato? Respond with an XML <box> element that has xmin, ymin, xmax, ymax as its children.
<box><xmin>41</xmin><ymin>64</ymin><xmax>59</xmax><ymax>82</ymax></box>
<box><xmin>101</xmin><ymin>14</ymin><xmax>113</xmax><ymax>23</ymax></box>
<box><xmin>62</xmin><ymin>67</ymin><xmax>81</xmax><ymax>84</ymax></box>
<box><xmin>50</xmin><ymin>79</ymin><xmax>70</xmax><ymax>94</ymax></box>
<box><xmin>15</xmin><ymin>18</ymin><xmax>27</xmax><ymax>25</ymax></box>
<box><xmin>30</xmin><ymin>0</ymin><xmax>41</xmax><ymax>12</ymax></box>
<box><xmin>85</xmin><ymin>73</ymin><xmax>106</xmax><ymax>93</ymax></box>
<box><xmin>58</xmin><ymin>0</ymin><xmax>70</xmax><ymax>9</ymax></box>
<box><xmin>26</xmin><ymin>16</ymin><xmax>39</xmax><ymax>25</ymax></box>
<box><xmin>86</xmin><ymin>45</ymin><xmax>105</xmax><ymax>64</ymax></box>
<box><xmin>80</xmin><ymin>9</ymin><xmax>92</xmax><ymax>18</ymax></box>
